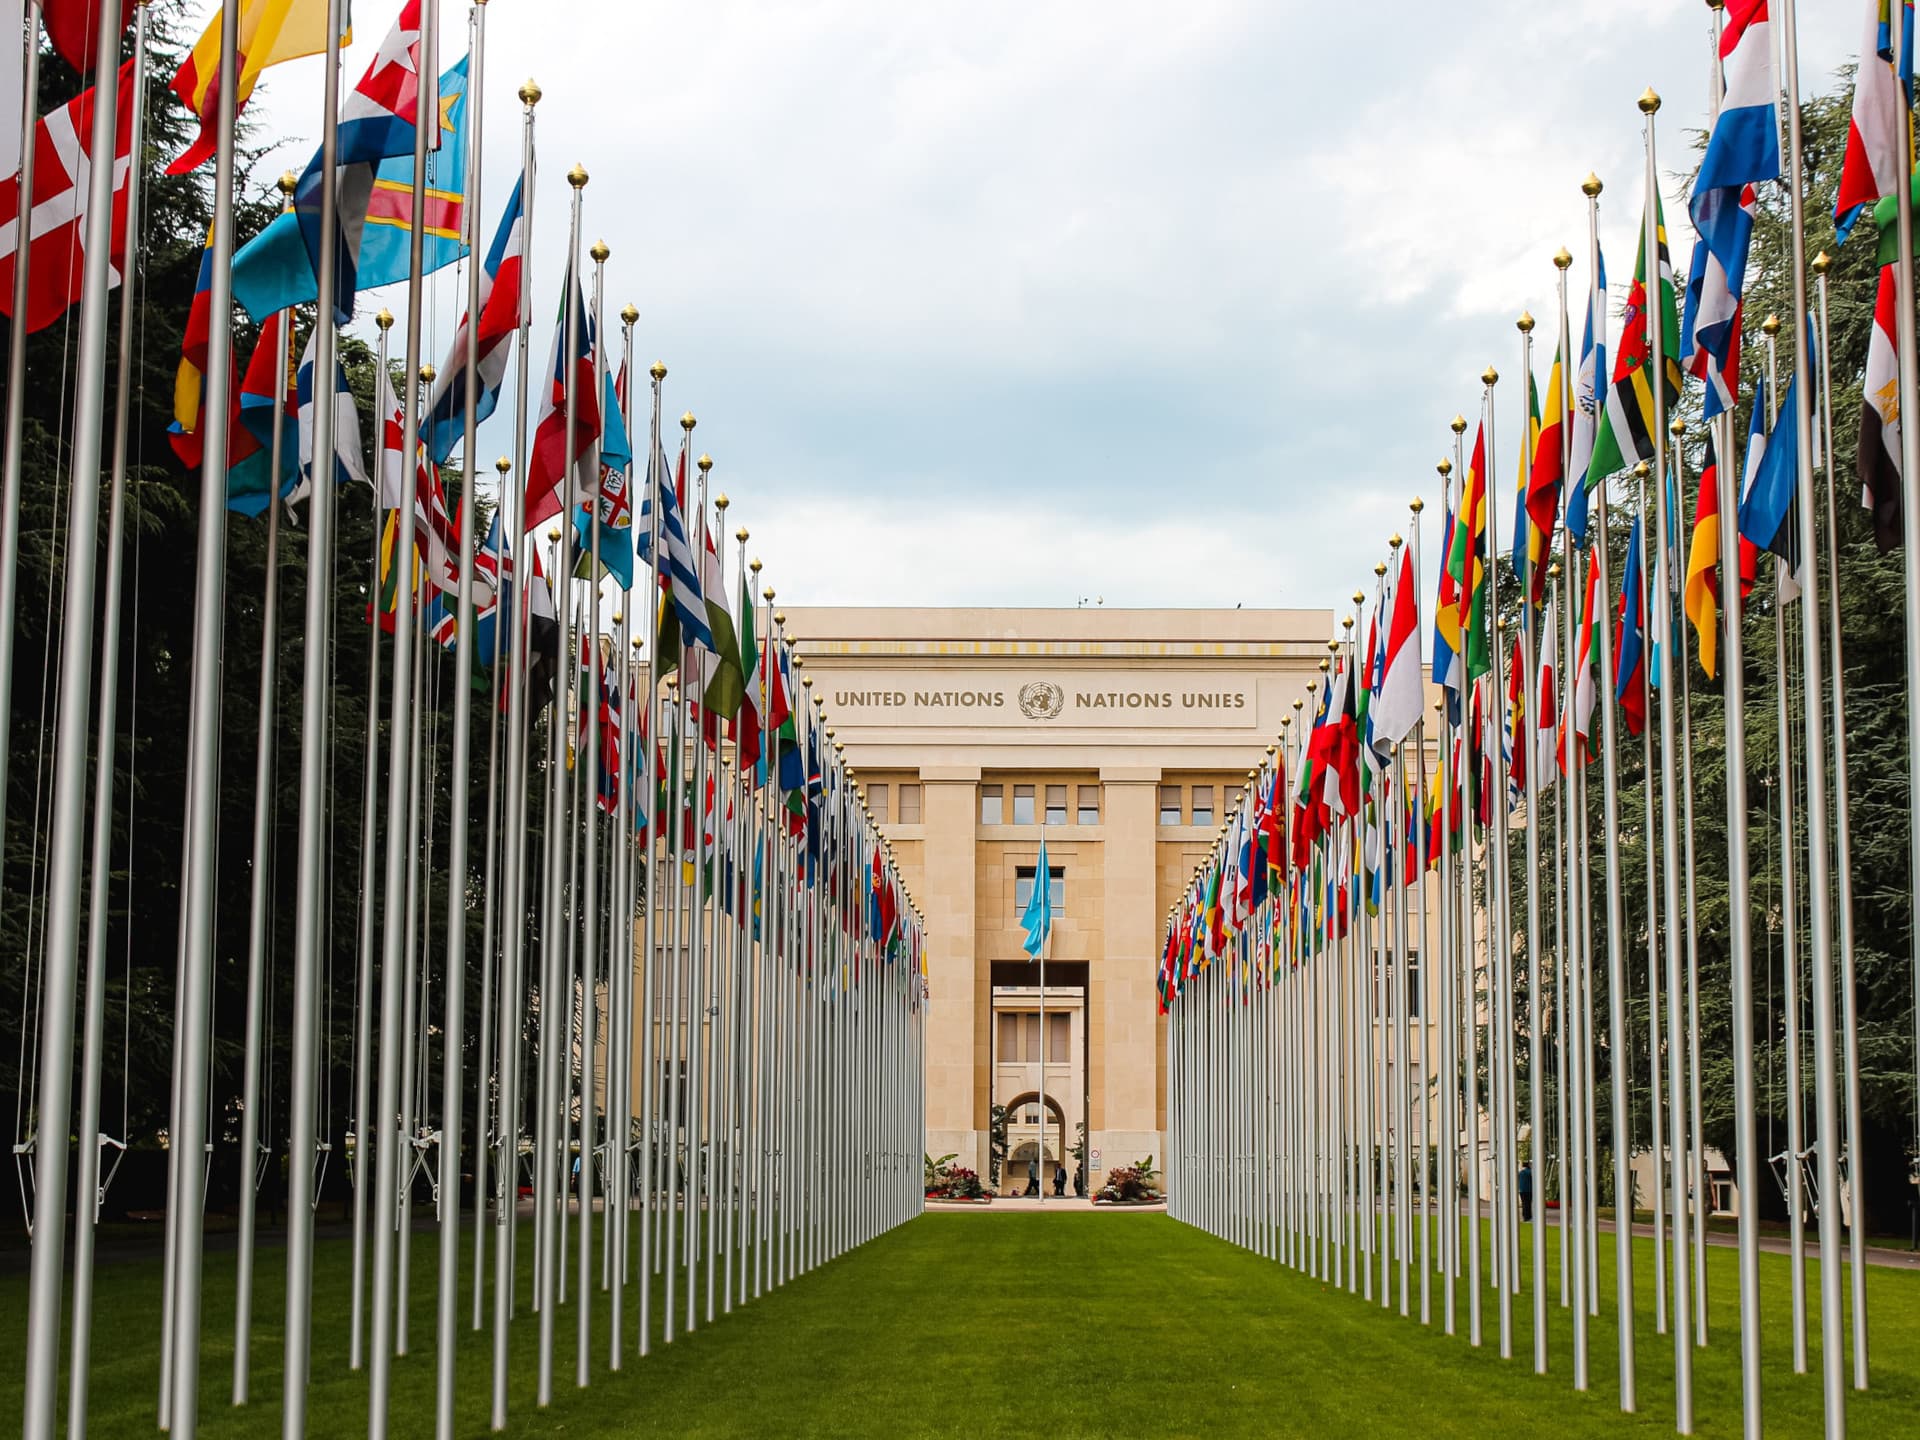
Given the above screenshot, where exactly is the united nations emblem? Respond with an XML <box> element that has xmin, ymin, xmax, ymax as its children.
<box><xmin>1017</xmin><ymin>681</ymin><xmax>1065</xmax><ymax>720</ymax></box>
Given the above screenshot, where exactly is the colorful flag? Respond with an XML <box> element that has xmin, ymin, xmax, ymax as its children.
<box><xmin>1738</xmin><ymin>365</ymin><xmax>1803</xmax><ymax>580</ymax></box>
<box><xmin>733</xmin><ymin>565</ymin><xmax>764</xmax><ymax>782</ymax></box>
<box><xmin>696</xmin><ymin>517</ymin><xmax>746</xmax><ymax>721</ymax></box>
<box><xmin>1432</xmin><ymin>473</ymin><xmax>1462</xmax><ymax>714</ymax></box>
<box><xmin>423</xmin><ymin>173</ymin><xmax>526</xmax><ymax>462</ymax></box>
<box><xmin>228</xmin><ymin>310</ymin><xmax>297</xmax><ymax>516</ymax></box>
<box><xmin>524</xmin><ymin>265</ymin><xmax>600</xmax><ymax>530</ymax></box>
<box><xmin>291</xmin><ymin>321</ymin><xmax>367</xmax><ymax>502</ymax></box>
<box><xmin>1560</xmin><ymin>551</ymin><xmax>1600</xmax><ymax>773</ymax></box>
<box><xmin>1837</xmin><ymin>0</ymin><xmax>1909</xmax><ymax>241</ymax></box>
<box><xmin>1566</xmin><ymin>248</ymin><xmax>1607</xmax><ymax>545</ymax></box>
<box><xmin>1684</xmin><ymin>432</ymin><xmax>1724</xmax><ymax>678</ymax></box>
<box><xmin>1526</xmin><ymin>343</ymin><xmax>1567</xmax><ymax>549</ymax></box>
<box><xmin>639</xmin><ymin>444</ymin><xmax>714</xmax><ymax>658</ymax></box>
<box><xmin>0</xmin><ymin>59</ymin><xmax>135</xmax><ymax>332</ymax></box>
<box><xmin>1588</xmin><ymin>200</ymin><xmax>1681</xmax><ymax>486</ymax></box>
<box><xmin>40</xmin><ymin>0</ymin><xmax>135</xmax><ymax>73</ymax></box>
<box><xmin>574</xmin><ymin>370</ymin><xmax>633</xmax><ymax>587</ymax></box>
<box><xmin>1453</xmin><ymin>421</ymin><xmax>1491</xmax><ymax>679</ymax></box>
<box><xmin>167</xmin><ymin>0</ymin><xmax>339</xmax><ymax>175</ymax></box>
<box><xmin>1509</xmin><ymin>366</ymin><xmax>1543</xmax><ymax>587</ymax></box>
<box><xmin>1860</xmin><ymin>262</ymin><xmax>1903</xmax><ymax>550</ymax></box>
<box><xmin>1372</xmin><ymin>543</ymin><xmax>1422</xmax><ymax>747</ymax></box>
<box><xmin>1614</xmin><ymin>517</ymin><xmax>1649</xmax><ymax>738</ymax></box>
<box><xmin>1533</xmin><ymin>598</ymin><xmax>1559</xmax><ymax>789</ymax></box>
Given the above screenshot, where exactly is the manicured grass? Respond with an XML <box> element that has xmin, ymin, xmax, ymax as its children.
<box><xmin>3</xmin><ymin>1209</ymin><xmax>1918</xmax><ymax>1437</ymax></box>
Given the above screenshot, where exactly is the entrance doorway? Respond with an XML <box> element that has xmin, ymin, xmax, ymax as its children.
<box><xmin>990</xmin><ymin>960</ymin><xmax>1087</xmax><ymax>1197</ymax></box>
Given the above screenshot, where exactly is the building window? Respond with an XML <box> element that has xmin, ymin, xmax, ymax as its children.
<box><xmin>1012</xmin><ymin>784</ymin><xmax>1036</xmax><ymax>825</ymax></box>
<box><xmin>1044</xmin><ymin>784</ymin><xmax>1068</xmax><ymax>825</ymax></box>
<box><xmin>1191</xmin><ymin>785</ymin><xmax>1215</xmax><ymax>827</ymax></box>
<box><xmin>1372</xmin><ymin>952</ymin><xmax>1423</xmax><ymax>1021</ymax></box>
<box><xmin>981</xmin><ymin>784</ymin><xmax>1003</xmax><ymax>825</ymax></box>
<box><xmin>1047</xmin><ymin>1012</ymin><xmax>1069</xmax><ymax>1062</ymax></box>
<box><xmin>869</xmin><ymin>783</ymin><xmax>889</xmax><ymax>824</ymax></box>
<box><xmin>1158</xmin><ymin>785</ymin><xmax>1183</xmax><ymax>826</ymax></box>
<box><xmin>1014</xmin><ymin>866</ymin><xmax>1065</xmax><ymax>911</ymax></box>
<box><xmin>1020</xmin><ymin>1014</ymin><xmax>1040</xmax><ymax>1062</ymax></box>
<box><xmin>897</xmin><ymin>783</ymin><xmax>922</xmax><ymax>824</ymax></box>
<box><xmin>998</xmin><ymin>1011</ymin><xmax>1018</xmax><ymax>1060</ymax></box>
<box><xmin>1076</xmin><ymin>785</ymin><xmax>1100</xmax><ymax>825</ymax></box>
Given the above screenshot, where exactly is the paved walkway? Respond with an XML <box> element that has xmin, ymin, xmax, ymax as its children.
<box><xmin>926</xmin><ymin>1196</ymin><xmax>1165</xmax><ymax>1213</ymax></box>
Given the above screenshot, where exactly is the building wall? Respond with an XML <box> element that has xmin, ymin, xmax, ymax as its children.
<box><xmin>786</xmin><ymin>606</ymin><xmax>1334</xmax><ymax>1192</ymax></box>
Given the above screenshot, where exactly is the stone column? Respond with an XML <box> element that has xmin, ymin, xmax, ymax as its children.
<box><xmin>920</xmin><ymin>768</ymin><xmax>981</xmax><ymax>1173</ymax></box>
<box><xmin>1095</xmin><ymin>767</ymin><xmax>1161</xmax><ymax>1186</ymax></box>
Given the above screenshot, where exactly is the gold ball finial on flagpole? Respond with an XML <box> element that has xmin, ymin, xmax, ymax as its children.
<box><xmin>800</xmin><ymin>675</ymin><xmax>813</xmax><ymax>689</ymax></box>
<box><xmin>1812</xmin><ymin>250</ymin><xmax>1832</xmax><ymax>275</ymax></box>
<box><xmin>1376</xmin><ymin>560</ymin><xmax>1389</xmax><ymax>577</ymax></box>
<box><xmin>278</xmin><ymin>171</ymin><xmax>298</xmax><ymax>197</ymax></box>
<box><xmin>376</xmin><ymin>308</ymin><xmax>394</xmax><ymax>331</ymax></box>
<box><xmin>1761</xmin><ymin>312</ymin><xmax>1781</xmax><ymax>336</ymax></box>
<box><xmin>419</xmin><ymin>364</ymin><xmax>435</xmax><ymax>384</ymax></box>
<box><xmin>699</xmin><ymin>456</ymin><xmax>714</xmax><ymax>475</ymax></box>
<box><xmin>495</xmin><ymin>456</ymin><xmax>512</xmax><ymax>475</ymax></box>
<box><xmin>518</xmin><ymin>78</ymin><xmax>542</xmax><ymax>107</ymax></box>
<box><xmin>650</xmin><ymin>361</ymin><xmax>667</xmax><ymax>382</ymax></box>
<box><xmin>1633</xmin><ymin>461</ymin><xmax>1651</xmax><ymax>480</ymax></box>
<box><xmin>1706</xmin><ymin>0</ymin><xmax>1724</xmax><ymax>11</ymax></box>
<box><xmin>1351</xmin><ymin>590</ymin><xmax>1364</xmax><ymax>607</ymax></box>
<box><xmin>1411</xmin><ymin>496</ymin><xmax>1425</xmax><ymax>514</ymax></box>
<box><xmin>1638</xmin><ymin>88</ymin><xmax>1662</xmax><ymax>115</ymax></box>
<box><xmin>1451</xmin><ymin>415</ymin><xmax>1467</xmax><ymax>435</ymax></box>
<box><xmin>621</xmin><ymin>304</ymin><xmax>639</xmax><ymax>327</ymax></box>
<box><xmin>611</xmin><ymin>611</ymin><xmax>623</xmax><ymax>625</ymax></box>
<box><xmin>1482</xmin><ymin>366</ymin><xmax>1499</xmax><ymax>386</ymax></box>
<box><xmin>1437</xmin><ymin>458</ymin><xmax>1452</xmax><ymax>478</ymax></box>
<box><xmin>1554</xmin><ymin>247</ymin><xmax>1574</xmax><ymax>271</ymax></box>
<box><xmin>1318</xmin><ymin>658</ymin><xmax>1330</xmax><ymax>672</ymax></box>
<box><xmin>548</xmin><ymin>527</ymin><xmax>561</xmax><ymax>542</ymax></box>
<box><xmin>568</xmin><ymin>163</ymin><xmax>589</xmax><ymax>189</ymax></box>
<box><xmin>1670</xmin><ymin>415</ymin><xmax>1686</xmax><ymax>437</ymax></box>
<box><xmin>681</xmin><ymin>412</ymin><xmax>696</xmax><ymax>432</ymax></box>
<box><xmin>750</xmin><ymin>558</ymin><xmax>762</xmax><ymax>574</ymax></box>
<box><xmin>590</xmin><ymin>239</ymin><xmax>610</xmax><ymax>263</ymax></box>
<box><xmin>713</xmin><ymin>490</ymin><xmax>728</xmax><ymax>509</ymax></box>
<box><xmin>772</xmin><ymin>609</ymin><xmax>785</xmax><ymax>624</ymax></box>
<box><xmin>1389</xmin><ymin>533</ymin><xmax>1403</xmax><ymax>550</ymax></box>
<box><xmin>735</xmin><ymin>527</ymin><xmax>749</xmax><ymax>543</ymax></box>
<box><xmin>1293</xmin><ymin>698</ymin><xmax>1304</xmax><ymax>711</ymax></box>
<box><xmin>1517</xmin><ymin>311</ymin><xmax>1536</xmax><ymax>334</ymax></box>
<box><xmin>1549</xmin><ymin>562</ymin><xmax>1562</xmax><ymax>579</ymax></box>
<box><xmin>1266</xmin><ymin>744</ymin><xmax>1277</xmax><ymax>757</ymax></box>
<box><xmin>1581</xmin><ymin>172</ymin><xmax>1603</xmax><ymax>198</ymax></box>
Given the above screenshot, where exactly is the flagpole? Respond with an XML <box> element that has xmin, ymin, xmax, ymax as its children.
<box><xmin>635</xmin><ymin>361</ymin><xmax>665</xmax><ymax>1359</ymax></box>
<box><xmin>1811</xmin><ymin>249</ymin><xmax>1869</xmax><ymax>1388</ymax></box>
<box><xmin>473</xmin><ymin>454</ymin><xmax>511</xmax><ymax>1334</ymax></box>
<box><xmin>489</xmin><ymin>80</ymin><xmax>540</xmax><ymax>1424</ymax></box>
<box><xmin>608</xmin><ymin>305</ymin><xmax>640</xmax><ymax>1364</ymax></box>
<box><xmin>1406</xmin><ymin>512</ymin><xmax>1433</xmax><ymax>1335</ymax></box>
<box><xmin>68</xmin><ymin>12</ymin><xmax>150</xmax><ymax>1424</ymax></box>
<box><xmin>368</xmin><ymin>5</ymin><xmax>439</xmax><ymax>1428</ymax></box>
<box><xmin>1887</xmin><ymin>0</ymin><xmax>1920</xmax><ymax>1246</ymax></box>
<box><xmin>433</xmin><ymin>2</ymin><xmax>488</xmax><ymax>1425</ymax></box>
<box><xmin>0</xmin><ymin>0</ymin><xmax>45</xmax><ymax>859</ymax></box>
<box><xmin>1777</xmin><ymin>11</ymin><xmax>1847</xmax><ymax>1427</ymax></box>
<box><xmin>1551</xmin><ymin>245</ymin><xmax>1575</xmax><ymax>1328</ymax></box>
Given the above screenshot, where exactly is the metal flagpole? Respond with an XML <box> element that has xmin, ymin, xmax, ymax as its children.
<box><xmin>156</xmin><ymin>0</ymin><xmax>238</xmax><ymax>1427</ymax></box>
<box><xmin>368</xmin><ymin>7</ymin><xmax>439</xmax><ymax>1428</ymax></box>
<box><xmin>1579</xmin><ymin>169</ymin><xmax>1636</xmax><ymax>1413</ymax></box>
<box><xmin>1811</xmin><ymin>250</ymin><xmax>1869</xmax><ymax>1388</ymax></box>
<box><xmin>68</xmin><ymin>13</ymin><xmax>150</xmax><ymax>1423</ymax></box>
<box><xmin>1550</xmin><ymin>251</ymin><xmax>1574</xmax><ymax>1330</ymax></box>
<box><xmin>635</xmin><ymin>361</ymin><xmax>665</xmax><ymax>1358</ymax></box>
<box><xmin>686</xmin><ymin>456</ymin><xmax>712</xmax><ymax>1328</ymax></box>
<box><xmin>1632</xmin><ymin>461</ymin><xmax>1667</xmax><ymax>1345</ymax></box>
<box><xmin>1408</xmin><ymin>509</ymin><xmax>1433</xmax><ymax>1333</ymax></box>
<box><xmin>433</xmin><ymin>1</ymin><xmax>487</xmax><ymax>1423</ymax></box>
<box><xmin>1777</xmin><ymin>8</ymin><xmax>1847</xmax><ymax>1427</ymax></box>
<box><xmin>1636</xmin><ymin>93</ymin><xmax>1694</xmax><ymax>1429</ymax></box>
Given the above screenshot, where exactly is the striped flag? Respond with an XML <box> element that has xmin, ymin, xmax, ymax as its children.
<box><xmin>1588</xmin><ymin>200</ymin><xmax>1682</xmax><ymax>486</ymax></box>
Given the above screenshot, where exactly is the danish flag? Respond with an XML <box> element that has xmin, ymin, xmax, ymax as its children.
<box><xmin>0</xmin><ymin>61</ymin><xmax>135</xmax><ymax>333</ymax></box>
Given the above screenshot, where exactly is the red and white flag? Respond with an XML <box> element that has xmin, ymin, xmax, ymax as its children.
<box><xmin>0</xmin><ymin>58</ymin><xmax>134</xmax><ymax>333</ymax></box>
<box><xmin>1860</xmin><ymin>262</ymin><xmax>1903</xmax><ymax>551</ymax></box>
<box><xmin>378</xmin><ymin>368</ymin><xmax>460</xmax><ymax>596</ymax></box>
<box><xmin>1533</xmin><ymin>597</ymin><xmax>1558</xmax><ymax>791</ymax></box>
<box><xmin>1559</xmin><ymin>554</ymin><xmax>1600</xmax><ymax>775</ymax></box>
<box><xmin>1836</xmin><ymin>0</ymin><xmax>1906</xmax><ymax>236</ymax></box>
<box><xmin>1371</xmin><ymin>543</ymin><xmax>1423</xmax><ymax>747</ymax></box>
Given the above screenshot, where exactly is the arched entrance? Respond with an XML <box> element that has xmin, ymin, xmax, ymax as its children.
<box><xmin>1002</xmin><ymin>1091</ymin><xmax>1067</xmax><ymax>1195</ymax></box>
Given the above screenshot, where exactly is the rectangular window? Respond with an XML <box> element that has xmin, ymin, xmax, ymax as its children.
<box><xmin>1191</xmin><ymin>785</ymin><xmax>1215</xmax><ymax>827</ymax></box>
<box><xmin>1046</xmin><ymin>1012</ymin><xmax>1070</xmax><ymax>1062</ymax></box>
<box><xmin>981</xmin><ymin>784</ymin><xmax>1003</xmax><ymax>826</ymax></box>
<box><xmin>1406</xmin><ymin>951</ymin><xmax>1422</xmax><ymax>1020</ymax></box>
<box><xmin>1044</xmin><ymin>784</ymin><xmax>1068</xmax><ymax>825</ymax></box>
<box><xmin>1020</xmin><ymin>1013</ymin><xmax>1040</xmax><ymax>1063</ymax></box>
<box><xmin>998</xmin><ymin>1011</ymin><xmax>1018</xmax><ymax>1060</ymax></box>
<box><xmin>1012</xmin><ymin>784</ymin><xmax>1036</xmax><ymax>825</ymax></box>
<box><xmin>869</xmin><ymin>783</ymin><xmax>889</xmax><ymax>824</ymax></box>
<box><xmin>1077</xmin><ymin>785</ymin><xmax>1101</xmax><ymax>825</ymax></box>
<box><xmin>1014</xmin><ymin>866</ymin><xmax>1065</xmax><ymax>911</ymax></box>
<box><xmin>1159</xmin><ymin>785</ymin><xmax>1183</xmax><ymax>826</ymax></box>
<box><xmin>897</xmin><ymin>783</ymin><xmax>922</xmax><ymax>824</ymax></box>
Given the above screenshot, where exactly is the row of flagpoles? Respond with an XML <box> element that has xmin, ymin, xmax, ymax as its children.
<box><xmin>1162</xmin><ymin>2</ymin><xmax>1917</xmax><ymax>1437</ymax></box>
<box><xmin>2</xmin><ymin>2</ymin><xmax>929</xmax><ymax>1438</ymax></box>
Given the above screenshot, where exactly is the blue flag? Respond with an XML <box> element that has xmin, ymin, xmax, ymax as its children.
<box><xmin>1020</xmin><ymin>835</ymin><xmax>1053</xmax><ymax>959</ymax></box>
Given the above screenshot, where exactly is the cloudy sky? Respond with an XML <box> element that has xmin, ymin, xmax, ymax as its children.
<box><xmin>195</xmin><ymin>0</ymin><xmax>1867</xmax><ymax>617</ymax></box>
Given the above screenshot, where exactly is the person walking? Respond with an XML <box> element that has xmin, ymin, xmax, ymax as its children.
<box><xmin>1053</xmin><ymin>1164</ymin><xmax>1067</xmax><ymax>1197</ymax></box>
<box><xmin>1518</xmin><ymin>1160</ymin><xmax>1534</xmax><ymax>1223</ymax></box>
<box><xmin>1025</xmin><ymin>1157</ymin><xmax>1039</xmax><ymax>1197</ymax></box>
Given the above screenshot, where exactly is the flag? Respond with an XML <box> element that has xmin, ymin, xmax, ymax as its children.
<box><xmin>167</xmin><ymin>0</ymin><xmax>339</xmax><ymax>176</ymax></box>
<box><xmin>1860</xmin><ymin>261</ymin><xmax>1903</xmax><ymax>549</ymax></box>
<box><xmin>1534</xmin><ymin>597</ymin><xmax>1559</xmax><ymax>788</ymax></box>
<box><xmin>292</xmin><ymin>321</ymin><xmax>368</xmax><ymax>501</ymax></box>
<box><xmin>1615</xmin><ymin>517</ymin><xmax>1648</xmax><ymax>738</ymax></box>
<box><xmin>1560</xmin><ymin>550</ymin><xmax>1600</xmax><ymax>773</ymax></box>
<box><xmin>733</xmin><ymin>565</ymin><xmax>764</xmax><ymax>781</ymax></box>
<box><xmin>639</xmin><ymin>444</ymin><xmax>714</xmax><ymax>658</ymax></box>
<box><xmin>1432</xmin><ymin>476</ymin><xmax>1462</xmax><ymax>714</ymax></box>
<box><xmin>1837</xmin><ymin>0</ymin><xmax>1909</xmax><ymax>241</ymax></box>
<box><xmin>574</xmin><ymin>370</ymin><xmax>633</xmax><ymax>587</ymax></box>
<box><xmin>1684</xmin><ymin>432</ymin><xmax>1724</xmax><ymax>678</ymax></box>
<box><xmin>423</xmin><ymin>172</ymin><xmax>526</xmax><ymax>462</ymax></box>
<box><xmin>40</xmin><ymin>0</ymin><xmax>135</xmax><ymax>73</ymax></box>
<box><xmin>1373</xmin><ymin>543</ymin><xmax>1422</xmax><ymax>747</ymax></box>
<box><xmin>167</xmin><ymin>228</ymin><xmax>221</xmax><ymax>470</ymax></box>
<box><xmin>523</xmin><ymin>264</ymin><xmax>599</xmax><ymax>530</ymax></box>
<box><xmin>1739</xmin><ymin>366</ymin><xmax>1803</xmax><ymax>579</ymax></box>
<box><xmin>230</xmin><ymin>9</ymin><xmax>464</xmax><ymax>324</ymax></box>
<box><xmin>696</xmin><ymin>518</ymin><xmax>746</xmax><ymax>721</ymax></box>
<box><xmin>1526</xmin><ymin>343</ymin><xmax>1567</xmax><ymax>549</ymax></box>
<box><xmin>1588</xmin><ymin>200</ymin><xmax>1681</xmax><ymax>486</ymax></box>
<box><xmin>0</xmin><ymin>58</ymin><xmax>135</xmax><ymax>332</ymax></box>
<box><xmin>1566</xmin><ymin>248</ymin><xmax>1607</xmax><ymax>545</ymax></box>
<box><xmin>1453</xmin><ymin>421</ymin><xmax>1491</xmax><ymax>679</ymax></box>
<box><xmin>1510</xmin><ymin>366</ymin><xmax>1544</xmax><ymax>588</ymax></box>
<box><xmin>227</xmin><ymin>310</ymin><xmax>297</xmax><ymax>516</ymax></box>
<box><xmin>1681</xmin><ymin>188</ymin><xmax>1754</xmax><ymax>420</ymax></box>
<box><xmin>377</xmin><ymin>366</ymin><xmax>458</xmax><ymax>594</ymax></box>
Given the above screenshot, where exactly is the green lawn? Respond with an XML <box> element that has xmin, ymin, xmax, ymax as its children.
<box><xmin>4</xmin><ymin>1210</ymin><xmax>1918</xmax><ymax>1437</ymax></box>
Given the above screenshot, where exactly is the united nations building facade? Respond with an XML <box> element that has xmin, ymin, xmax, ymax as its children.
<box><xmin>786</xmin><ymin>607</ymin><xmax>1333</xmax><ymax>1195</ymax></box>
